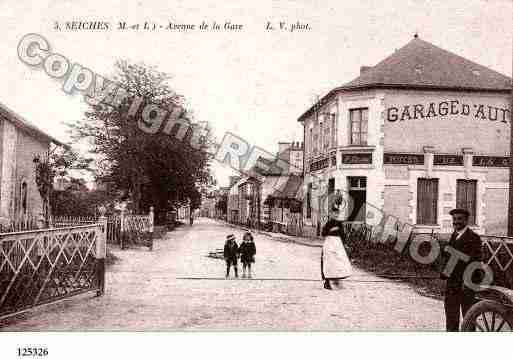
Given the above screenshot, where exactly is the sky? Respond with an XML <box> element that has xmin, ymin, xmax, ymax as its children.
<box><xmin>0</xmin><ymin>0</ymin><xmax>511</xmax><ymax>187</ymax></box>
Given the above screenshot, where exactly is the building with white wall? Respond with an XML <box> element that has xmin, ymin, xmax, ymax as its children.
<box><xmin>298</xmin><ymin>35</ymin><xmax>511</xmax><ymax>237</ymax></box>
<box><xmin>0</xmin><ymin>102</ymin><xmax>63</xmax><ymax>226</ymax></box>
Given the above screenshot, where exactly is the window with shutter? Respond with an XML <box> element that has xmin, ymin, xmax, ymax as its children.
<box><xmin>417</xmin><ymin>178</ymin><xmax>439</xmax><ymax>225</ymax></box>
<box><xmin>456</xmin><ymin>179</ymin><xmax>477</xmax><ymax>225</ymax></box>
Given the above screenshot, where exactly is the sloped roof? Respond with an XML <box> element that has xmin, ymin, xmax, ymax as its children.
<box><xmin>251</xmin><ymin>156</ymin><xmax>286</xmax><ymax>176</ymax></box>
<box><xmin>298</xmin><ymin>36</ymin><xmax>511</xmax><ymax>122</ymax></box>
<box><xmin>267</xmin><ymin>175</ymin><xmax>303</xmax><ymax>200</ymax></box>
<box><xmin>0</xmin><ymin>101</ymin><xmax>64</xmax><ymax>146</ymax></box>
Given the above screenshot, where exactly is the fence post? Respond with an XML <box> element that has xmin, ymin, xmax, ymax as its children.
<box><xmin>120</xmin><ymin>205</ymin><xmax>126</xmax><ymax>250</ymax></box>
<box><xmin>96</xmin><ymin>207</ymin><xmax>107</xmax><ymax>297</ymax></box>
<box><xmin>148</xmin><ymin>206</ymin><xmax>154</xmax><ymax>251</ymax></box>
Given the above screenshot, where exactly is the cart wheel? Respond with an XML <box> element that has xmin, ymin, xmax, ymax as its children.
<box><xmin>462</xmin><ymin>300</ymin><xmax>513</xmax><ymax>332</ymax></box>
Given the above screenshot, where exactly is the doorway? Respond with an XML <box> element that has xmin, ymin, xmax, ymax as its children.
<box><xmin>347</xmin><ymin>177</ymin><xmax>366</xmax><ymax>222</ymax></box>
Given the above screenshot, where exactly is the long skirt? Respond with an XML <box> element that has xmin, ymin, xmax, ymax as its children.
<box><xmin>321</xmin><ymin>235</ymin><xmax>352</xmax><ymax>279</ymax></box>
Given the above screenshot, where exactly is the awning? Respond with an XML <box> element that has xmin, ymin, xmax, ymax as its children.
<box><xmin>264</xmin><ymin>175</ymin><xmax>303</xmax><ymax>207</ymax></box>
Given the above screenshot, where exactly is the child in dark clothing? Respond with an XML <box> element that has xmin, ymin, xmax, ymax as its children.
<box><xmin>224</xmin><ymin>234</ymin><xmax>239</xmax><ymax>278</ymax></box>
<box><xmin>238</xmin><ymin>232</ymin><xmax>256</xmax><ymax>278</ymax></box>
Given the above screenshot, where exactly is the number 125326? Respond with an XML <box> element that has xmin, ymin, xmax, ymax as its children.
<box><xmin>17</xmin><ymin>347</ymin><xmax>48</xmax><ymax>357</ymax></box>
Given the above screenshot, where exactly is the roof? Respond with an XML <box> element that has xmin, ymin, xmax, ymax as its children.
<box><xmin>298</xmin><ymin>36</ymin><xmax>512</xmax><ymax>122</ymax></box>
<box><xmin>267</xmin><ymin>175</ymin><xmax>303</xmax><ymax>200</ymax></box>
<box><xmin>0</xmin><ymin>101</ymin><xmax>65</xmax><ymax>146</ymax></box>
<box><xmin>250</xmin><ymin>156</ymin><xmax>285</xmax><ymax>176</ymax></box>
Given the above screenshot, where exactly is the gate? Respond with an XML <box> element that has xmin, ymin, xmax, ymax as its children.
<box><xmin>481</xmin><ymin>235</ymin><xmax>513</xmax><ymax>288</ymax></box>
<box><xmin>121</xmin><ymin>211</ymin><xmax>154</xmax><ymax>250</ymax></box>
<box><xmin>0</xmin><ymin>223</ymin><xmax>106</xmax><ymax>319</ymax></box>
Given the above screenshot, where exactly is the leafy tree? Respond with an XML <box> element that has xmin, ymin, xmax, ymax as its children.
<box><xmin>70</xmin><ymin>60</ymin><xmax>213</xmax><ymax>223</ymax></box>
<box><xmin>34</xmin><ymin>147</ymin><xmax>93</xmax><ymax>224</ymax></box>
<box><xmin>51</xmin><ymin>184</ymin><xmax>118</xmax><ymax>217</ymax></box>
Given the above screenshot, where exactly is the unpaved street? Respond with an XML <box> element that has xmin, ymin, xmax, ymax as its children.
<box><xmin>1</xmin><ymin>218</ymin><xmax>444</xmax><ymax>330</ymax></box>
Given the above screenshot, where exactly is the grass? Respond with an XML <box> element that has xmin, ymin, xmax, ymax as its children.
<box><xmin>345</xmin><ymin>236</ymin><xmax>446</xmax><ymax>300</ymax></box>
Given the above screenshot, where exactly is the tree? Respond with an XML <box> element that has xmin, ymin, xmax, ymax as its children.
<box><xmin>70</xmin><ymin>60</ymin><xmax>213</xmax><ymax>223</ymax></box>
<box><xmin>34</xmin><ymin>147</ymin><xmax>93</xmax><ymax>224</ymax></box>
<box><xmin>51</xmin><ymin>184</ymin><xmax>118</xmax><ymax>217</ymax></box>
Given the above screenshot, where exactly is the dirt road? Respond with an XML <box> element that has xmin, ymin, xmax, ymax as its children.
<box><xmin>1</xmin><ymin>218</ymin><xmax>444</xmax><ymax>330</ymax></box>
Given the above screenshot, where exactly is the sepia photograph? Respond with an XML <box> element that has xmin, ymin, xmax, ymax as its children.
<box><xmin>0</xmin><ymin>0</ymin><xmax>512</xmax><ymax>357</ymax></box>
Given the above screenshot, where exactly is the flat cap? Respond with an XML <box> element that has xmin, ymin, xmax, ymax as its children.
<box><xmin>449</xmin><ymin>208</ymin><xmax>470</xmax><ymax>217</ymax></box>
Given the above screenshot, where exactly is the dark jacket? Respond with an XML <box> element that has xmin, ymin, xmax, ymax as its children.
<box><xmin>224</xmin><ymin>239</ymin><xmax>239</xmax><ymax>260</ymax></box>
<box><xmin>440</xmin><ymin>228</ymin><xmax>483</xmax><ymax>289</ymax></box>
<box><xmin>239</xmin><ymin>241</ymin><xmax>256</xmax><ymax>263</ymax></box>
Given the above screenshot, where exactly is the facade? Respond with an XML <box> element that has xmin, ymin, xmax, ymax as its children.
<box><xmin>227</xmin><ymin>176</ymin><xmax>242</xmax><ymax>223</ymax></box>
<box><xmin>200</xmin><ymin>187</ymin><xmax>228</xmax><ymax>219</ymax></box>
<box><xmin>299</xmin><ymin>35</ymin><xmax>511</xmax><ymax>237</ymax></box>
<box><xmin>235</xmin><ymin>142</ymin><xmax>305</xmax><ymax>231</ymax></box>
<box><xmin>0</xmin><ymin>102</ymin><xmax>62</xmax><ymax>225</ymax></box>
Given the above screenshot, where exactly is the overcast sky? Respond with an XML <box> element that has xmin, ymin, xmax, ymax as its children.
<box><xmin>0</xmin><ymin>0</ymin><xmax>511</xmax><ymax>187</ymax></box>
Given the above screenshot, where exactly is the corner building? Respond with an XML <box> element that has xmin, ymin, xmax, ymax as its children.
<box><xmin>298</xmin><ymin>35</ymin><xmax>511</xmax><ymax>236</ymax></box>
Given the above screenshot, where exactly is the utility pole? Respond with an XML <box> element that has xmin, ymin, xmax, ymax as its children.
<box><xmin>509</xmin><ymin>51</ymin><xmax>513</xmax><ymax>236</ymax></box>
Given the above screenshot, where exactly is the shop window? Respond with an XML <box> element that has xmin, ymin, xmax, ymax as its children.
<box><xmin>350</xmin><ymin>108</ymin><xmax>368</xmax><ymax>145</ymax></box>
<box><xmin>417</xmin><ymin>178</ymin><xmax>439</xmax><ymax>225</ymax></box>
<box><xmin>456</xmin><ymin>179</ymin><xmax>477</xmax><ymax>225</ymax></box>
<box><xmin>306</xmin><ymin>183</ymin><xmax>312</xmax><ymax>218</ymax></box>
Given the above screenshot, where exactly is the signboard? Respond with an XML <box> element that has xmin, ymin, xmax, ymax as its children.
<box><xmin>341</xmin><ymin>153</ymin><xmax>372</xmax><ymax>164</ymax></box>
<box><xmin>433</xmin><ymin>154</ymin><xmax>463</xmax><ymax>166</ymax></box>
<box><xmin>309</xmin><ymin>158</ymin><xmax>329</xmax><ymax>172</ymax></box>
<box><xmin>383</xmin><ymin>153</ymin><xmax>424</xmax><ymax>165</ymax></box>
<box><xmin>386</xmin><ymin>100</ymin><xmax>511</xmax><ymax>123</ymax></box>
<box><xmin>473</xmin><ymin>156</ymin><xmax>510</xmax><ymax>167</ymax></box>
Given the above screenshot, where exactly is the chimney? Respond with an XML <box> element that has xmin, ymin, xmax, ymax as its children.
<box><xmin>360</xmin><ymin>66</ymin><xmax>372</xmax><ymax>75</ymax></box>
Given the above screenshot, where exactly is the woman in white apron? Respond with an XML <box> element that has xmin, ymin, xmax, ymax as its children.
<box><xmin>321</xmin><ymin>219</ymin><xmax>352</xmax><ymax>290</ymax></box>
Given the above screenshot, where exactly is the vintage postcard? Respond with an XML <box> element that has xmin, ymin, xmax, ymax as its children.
<box><xmin>0</xmin><ymin>0</ymin><xmax>512</xmax><ymax>356</ymax></box>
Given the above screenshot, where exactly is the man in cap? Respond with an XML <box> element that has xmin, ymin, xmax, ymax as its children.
<box><xmin>441</xmin><ymin>208</ymin><xmax>483</xmax><ymax>331</ymax></box>
<box><xmin>224</xmin><ymin>234</ymin><xmax>239</xmax><ymax>279</ymax></box>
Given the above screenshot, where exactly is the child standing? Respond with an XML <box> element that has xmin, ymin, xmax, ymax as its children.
<box><xmin>224</xmin><ymin>234</ymin><xmax>239</xmax><ymax>278</ymax></box>
<box><xmin>239</xmin><ymin>232</ymin><xmax>256</xmax><ymax>278</ymax></box>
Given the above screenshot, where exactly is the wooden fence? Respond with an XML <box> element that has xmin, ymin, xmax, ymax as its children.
<box><xmin>0</xmin><ymin>221</ymin><xmax>106</xmax><ymax>319</ymax></box>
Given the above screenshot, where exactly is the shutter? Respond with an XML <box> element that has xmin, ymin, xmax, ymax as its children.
<box><xmin>417</xmin><ymin>179</ymin><xmax>438</xmax><ymax>225</ymax></box>
<box><xmin>457</xmin><ymin>180</ymin><xmax>477</xmax><ymax>225</ymax></box>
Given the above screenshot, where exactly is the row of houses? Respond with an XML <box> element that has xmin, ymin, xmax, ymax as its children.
<box><xmin>205</xmin><ymin>34</ymin><xmax>513</xmax><ymax>239</ymax></box>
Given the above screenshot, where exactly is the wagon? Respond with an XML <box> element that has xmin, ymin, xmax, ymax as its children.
<box><xmin>461</xmin><ymin>235</ymin><xmax>513</xmax><ymax>331</ymax></box>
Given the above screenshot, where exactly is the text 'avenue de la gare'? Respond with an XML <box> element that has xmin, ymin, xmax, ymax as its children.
<box><xmin>386</xmin><ymin>100</ymin><xmax>511</xmax><ymax>123</ymax></box>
